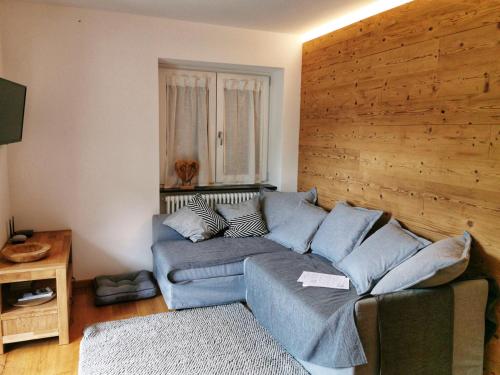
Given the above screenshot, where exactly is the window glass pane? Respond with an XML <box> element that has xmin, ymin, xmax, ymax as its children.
<box><xmin>217</xmin><ymin>74</ymin><xmax>268</xmax><ymax>184</ymax></box>
<box><xmin>161</xmin><ymin>70</ymin><xmax>216</xmax><ymax>186</ymax></box>
<box><xmin>223</xmin><ymin>88</ymin><xmax>256</xmax><ymax>176</ymax></box>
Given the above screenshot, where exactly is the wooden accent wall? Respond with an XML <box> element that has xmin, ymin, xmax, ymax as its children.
<box><xmin>299</xmin><ymin>0</ymin><xmax>500</xmax><ymax>372</ymax></box>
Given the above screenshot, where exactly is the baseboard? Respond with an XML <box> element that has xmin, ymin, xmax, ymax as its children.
<box><xmin>73</xmin><ymin>279</ymin><xmax>93</xmax><ymax>289</ymax></box>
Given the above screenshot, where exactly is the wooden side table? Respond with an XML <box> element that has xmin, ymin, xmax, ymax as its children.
<box><xmin>0</xmin><ymin>230</ymin><xmax>72</xmax><ymax>353</ymax></box>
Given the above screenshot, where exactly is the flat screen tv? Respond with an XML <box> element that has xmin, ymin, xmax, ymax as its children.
<box><xmin>0</xmin><ymin>77</ymin><xmax>27</xmax><ymax>145</ymax></box>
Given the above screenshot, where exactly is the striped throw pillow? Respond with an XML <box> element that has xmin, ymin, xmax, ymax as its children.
<box><xmin>186</xmin><ymin>194</ymin><xmax>228</xmax><ymax>237</ymax></box>
<box><xmin>224</xmin><ymin>212</ymin><xmax>269</xmax><ymax>238</ymax></box>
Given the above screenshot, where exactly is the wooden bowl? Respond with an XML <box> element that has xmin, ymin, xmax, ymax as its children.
<box><xmin>2</xmin><ymin>242</ymin><xmax>51</xmax><ymax>263</ymax></box>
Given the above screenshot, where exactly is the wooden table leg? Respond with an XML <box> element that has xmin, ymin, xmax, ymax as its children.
<box><xmin>0</xmin><ymin>285</ymin><xmax>3</xmax><ymax>354</ymax></box>
<box><xmin>56</xmin><ymin>268</ymin><xmax>69</xmax><ymax>345</ymax></box>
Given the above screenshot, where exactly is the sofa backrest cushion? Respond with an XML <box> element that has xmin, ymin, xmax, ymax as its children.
<box><xmin>260</xmin><ymin>188</ymin><xmax>317</xmax><ymax>232</ymax></box>
<box><xmin>311</xmin><ymin>201</ymin><xmax>383</xmax><ymax>264</ymax></box>
<box><xmin>265</xmin><ymin>200</ymin><xmax>327</xmax><ymax>254</ymax></box>
<box><xmin>371</xmin><ymin>232</ymin><xmax>471</xmax><ymax>295</ymax></box>
<box><xmin>337</xmin><ymin>219</ymin><xmax>431</xmax><ymax>295</ymax></box>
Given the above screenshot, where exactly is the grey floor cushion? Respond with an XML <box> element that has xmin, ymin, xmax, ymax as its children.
<box><xmin>94</xmin><ymin>270</ymin><xmax>158</xmax><ymax>306</ymax></box>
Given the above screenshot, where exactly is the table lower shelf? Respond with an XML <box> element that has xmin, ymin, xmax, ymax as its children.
<box><xmin>3</xmin><ymin>328</ymin><xmax>59</xmax><ymax>344</ymax></box>
<box><xmin>0</xmin><ymin>267</ymin><xmax>72</xmax><ymax>350</ymax></box>
<box><xmin>1</xmin><ymin>298</ymin><xmax>58</xmax><ymax>319</ymax></box>
<box><xmin>1</xmin><ymin>297</ymin><xmax>59</xmax><ymax>342</ymax></box>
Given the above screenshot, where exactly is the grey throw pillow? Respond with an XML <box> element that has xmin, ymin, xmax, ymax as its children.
<box><xmin>217</xmin><ymin>197</ymin><xmax>268</xmax><ymax>238</ymax></box>
<box><xmin>261</xmin><ymin>188</ymin><xmax>317</xmax><ymax>231</ymax></box>
<box><xmin>311</xmin><ymin>201</ymin><xmax>383</xmax><ymax>264</ymax></box>
<box><xmin>163</xmin><ymin>206</ymin><xmax>210</xmax><ymax>243</ymax></box>
<box><xmin>337</xmin><ymin>219</ymin><xmax>431</xmax><ymax>295</ymax></box>
<box><xmin>163</xmin><ymin>194</ymin><xmax>227</xmax><ymax>242</ymax></box>
<box><xmin>371</xmin><ymin>232</ymin><xmax>471</xmax><ymax>295</ymax></box>
<box><xmin>265</xmin><ymin>200</ymin><xmax>327</xmax><ymax>254</ymax></box>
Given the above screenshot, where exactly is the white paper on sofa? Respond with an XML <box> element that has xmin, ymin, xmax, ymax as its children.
<box><xmin>298</xmin><ymin>271</ymin><xmax>350</xmax><ymax>289</ymax></box>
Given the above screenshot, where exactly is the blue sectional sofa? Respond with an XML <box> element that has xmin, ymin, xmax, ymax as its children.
<box><xmin>244</xmin><ymin>252</ymin><xmax>487</xmax><ymax>375</ymax></box>
<box><xmin>151</xmin><ymin>212</ymin><xmax>489</xmax><ymax>375</ymax></box>
<box><xmin>152</xmin><ymin>214</ymin><xmax>289</xmax><ymax>309</ymax></box>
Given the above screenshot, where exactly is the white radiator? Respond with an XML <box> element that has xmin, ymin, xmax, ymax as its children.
<box><xmin>164</xmin><ymin>191</ymin><xmax>259</xmax><ymax>215</ymax></box>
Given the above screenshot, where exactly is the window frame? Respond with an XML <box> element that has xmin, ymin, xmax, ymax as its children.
<box><xmin>159</xmin><ymin>67</ymin><xmax>270</xmax><ymax>186</ymax></box>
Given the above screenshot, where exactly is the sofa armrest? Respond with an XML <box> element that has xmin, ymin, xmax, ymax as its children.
<box><xmin>152</xmin><ymin>214</ymin><xmax>184</xmax><ymax>244</ymax></box>
<box><xmin>352</xmin><ymin>298</ymin><xmax>379</xmax><ymax>375</ymax></box>
<box><xmin>355</xmin><ymin>279</ymin><xmax>488</xmax><ymax>375</ymax></box>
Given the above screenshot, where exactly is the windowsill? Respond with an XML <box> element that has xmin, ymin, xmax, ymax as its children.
<box><xmin>160</xmin><ymin>183</ymin><xmax>277</xmax><ymax>194</ymax></box>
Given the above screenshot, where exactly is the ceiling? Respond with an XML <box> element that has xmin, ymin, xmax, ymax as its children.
<box><xmin>27</xmin><ymin>0</ymin><xmax>375</xmax><ymax>35</ymax></box>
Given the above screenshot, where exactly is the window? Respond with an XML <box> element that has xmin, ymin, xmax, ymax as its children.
<box><xmin>159</xmin><ymin>68</ymin><xmax>269</xmax><ymax>186</ymax></box>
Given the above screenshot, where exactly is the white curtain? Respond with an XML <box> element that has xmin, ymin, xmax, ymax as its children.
<box><xmin>221</xmin><ymin>78</ymin><xmax>263</xmax><ymax>183</ymax></box>
<box><xmin>164</xmin><ymin>74</ymin><xmax>212</xmax><ymax>186</ymax></box>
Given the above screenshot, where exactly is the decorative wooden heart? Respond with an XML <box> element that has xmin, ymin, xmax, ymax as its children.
<box><xmin>174</xmin><ymin>160</ymin><xmax>200</xmax><ymax>186</ymax></box>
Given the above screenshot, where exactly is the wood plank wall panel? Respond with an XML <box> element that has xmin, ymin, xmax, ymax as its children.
<box><xmin>298</xmin><ymin>1</ymin><xmax>500</xmax><ymax>373</ymax></box>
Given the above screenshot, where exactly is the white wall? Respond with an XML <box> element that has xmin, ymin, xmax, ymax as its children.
<box><xmin>0</xmin><ymin>143</ymin><xmax>8</xmax><ymax>245</ymax></box>
<box><xmin>0</xmin><ymin>2</ymin><xmax>11</xmax><ymax>246</ymax></box>
<box><xmin>1</xmin><ymin>1</ymin><xmax>302</xmax><ymax>279</ymax></box>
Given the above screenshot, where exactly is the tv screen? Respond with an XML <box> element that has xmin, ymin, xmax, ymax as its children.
<box><xmin>0</xmin><ymin>78</ymin><xmax>27</xmax><ymax>145</ymax></box>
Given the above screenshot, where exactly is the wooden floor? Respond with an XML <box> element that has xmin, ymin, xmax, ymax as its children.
<box><xmin>0</xmin><ymin>286</ymin><xmax>169</xmax><ymax>375</ymax></box>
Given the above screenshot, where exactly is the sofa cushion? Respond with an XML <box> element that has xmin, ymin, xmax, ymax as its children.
<box><xmin>311</xmin><ymin>201</ymin><xmax>383</xmax><ymax>264</ymax></box>
<box><xmin>170</xmin><ymin>261</ymin><xmax>244</xmax><ymax>283</ymax></box>
<box><xmin>224</xmin><ymin>212</ymin><xmax>268</xmax><ymax>238</ymax></box>
<box><xmin>153</xmin><ymin>214</ymin><xmax>184</xmax><ymax>243</ymax></box>
<box><xmin>337</xmin><ymin>219</ymin><xmax>431</xmax><ymax>295</ymax></box>
<box><xmin>216</xmin><ymin>196</ymin><xmax>260</xmax><ymax>220</ymax></box>
<box><xmin>265</xmin><ymin>200</ymin><xmax>327</xmax><ymax>254</ymax></box>
<box><xmin>372</xmin><ymin>232</ymin><xmax>471</xmax><ymax>295</ymax></box>
<box><xmin>162</xmin><ymin>206</ymin><xmax>210</xmax><ymax>243</ymax></box>
<box><xmin>261</xmin><ymin>188</ymin><xmax>317</xmax><ymax>231</ymax></box>
<box><xmin>217</xmin><ymin>197</ymin><xmax>268</xmax><ymax>238</ymax></box>
<box><xmin>152</xmin><ymin>236</ymin><xmax>288</xmax><ymax>283</ymax></box>
<box><xmin>163</xmin><ymin>194</ymin><xmax>228</xmax><ymax>242</ymax></box>
<box><xmin>245</xmin><ymin>252</ymin><xmax>366</xmax><ymax>368</ymax></box>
